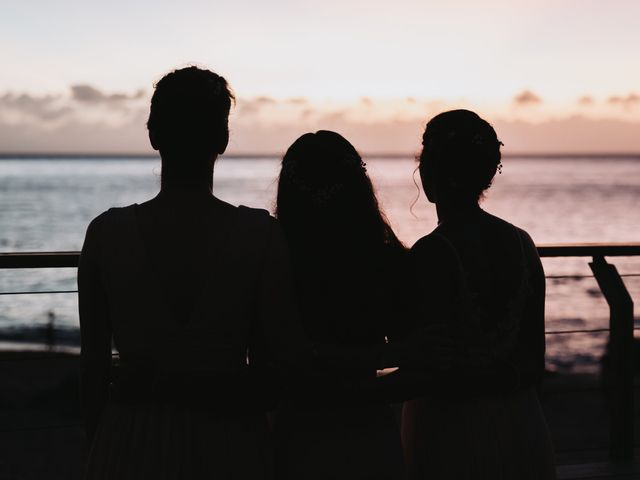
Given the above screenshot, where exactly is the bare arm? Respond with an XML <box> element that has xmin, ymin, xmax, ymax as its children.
<box><xmin>78</xmin><ymin>215</ymin><xmax>112</xmax><ymax>442</ymax></box>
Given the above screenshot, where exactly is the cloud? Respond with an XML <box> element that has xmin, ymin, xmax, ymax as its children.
<box><xmin>320</xmin><ymin>110</ymin><xmax>349</xmax><ymax>122</ymax></box>
<box><xmin>513</xmin><ymin>90</ymin><xmax>542</xmax><ymax>105</ymax></box>
<box><xmin>3</xmin><ymin>86</ymin><xmax>640</xmax><ymax>155</ymax></box>
<box><xmin>0</xmin><ymin>115</ymin><xmax>150</xmax><ymax>154</ymax></box>
<box><xmin>226</xmin><ymin>110</ymin><xmax>425</xmax><ymax>156</ymax></box>
<box><xmin>608</xmin><ymin>92</ymin><xmax>640</xmax><ymax>110</ymax></box>
<box><xmin>236</xmin><ymin>96</ymin><xmax>279</xmax><ymax>115</ymax></box>
<box><xmin>300</xmin><ymin>108</ymin><xmax>315</xmax><ymax>120</ymax></box>
<box><xmin>71</xmin><ymin>85</ymin><xmax>105</xmax><ymax>102</ymax></box>
<box><xmin>578</xmin><ymin>95</ymin><xmax>594</xmax><ymax>106</ymax></box>
<box><xmin>0</xmin><ymin>92</ymin><xmax>73</xmax><ymax>122</ymax></box>
<box><xmin>4</xmin><ymin>110</ymin><xmax>640</xmax><ymax>156</ymax></box>
<box><xmin>0</xmin><ymin>85</ymin><xmax>148</xmax><ymax>136</ymax></box>
<box><xmin>493</xmin><ymin>115</ymin><xmax>640</xmax><ymax>154</ymax></box>
<box><xmin>255</xmin><ymin>96</ymin><xmax>276</xmax><ymax>104</ymax></box>
<box><xmin>70</xmin><ymin>84</ymin><xmax>146</xmax><ymax>104</ymax></box>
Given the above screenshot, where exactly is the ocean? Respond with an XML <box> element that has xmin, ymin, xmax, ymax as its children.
<box><xmin>1</xmin><ymin>156</ymin><xmax>639</xmax><ymax>373</ymax></box>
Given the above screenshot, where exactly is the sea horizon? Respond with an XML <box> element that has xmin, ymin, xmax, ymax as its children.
<box><xmin>1</xmin><ymin>152</ymin><xmax>640</xmax><ymax>160</ymax></box>
<box><xmin>0</xmin><ymin>155</ymin><xmax>638</xmax><ymax>374</ymax></box>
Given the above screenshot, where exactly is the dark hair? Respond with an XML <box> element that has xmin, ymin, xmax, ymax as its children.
<box><xmin>147</xmin><ymin>66</ymin><xmax>234</xmax><ymax>175</ymax></box>
<box><xmin>277</xmin><ymin>131</ymin><xmax>406</xmax><ymax>343</ymax></box>
<box><xmin>276</xmin><ymin>130</ymin><xmax>403</xmax><ymax>254</ymax></box>
<box><xmin>418</xmin><ymin>109</ymin><xmax>502</xmax><ymax>202</ymax></box>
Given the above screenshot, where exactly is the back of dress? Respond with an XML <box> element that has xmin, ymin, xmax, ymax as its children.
<box><xmin>436</xmin><ymin>213</ymin><xmax>547</xmax><ymax>391</ymax></box>
<box><xmin>79</xmin><ymin>201</ymin><xmax>289</xmax><ymax>480</ymax></box>
<box><xmin>99</xmin><ymin>203</ymin><xmax>271</xmax><ymax>373</ymax></box>
<box><xmin>402</xmin><ymin>210</ymin><xmax>555</xmax><ymax>480</ymax></box>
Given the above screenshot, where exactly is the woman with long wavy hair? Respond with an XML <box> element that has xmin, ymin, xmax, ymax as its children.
<box><xmin>273</xmin><ymin>131</ymin><xmax>409</xmax><ymax>480</ymax></box>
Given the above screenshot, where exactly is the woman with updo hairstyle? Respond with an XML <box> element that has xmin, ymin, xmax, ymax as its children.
<box><xmin>79</xmin><ymin>66</ymin><xmax>311</xmax><ymax>479</ymax></box>
<box><xmin>402</xmin><ymin>110</ymin><xmax>555</xmax><ymax>479</ymax></box>
<box><xmin>273</xmin><ymin>131</ymin><xmax>409</xmax><ymax>480</ymax></box>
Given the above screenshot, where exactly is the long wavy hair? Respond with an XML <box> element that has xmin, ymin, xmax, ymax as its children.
<box><xmin>276</xmin><ymin>131</ymin><xmax>405</xmax><ymax>342</ymax></box>
<box><xmin>276</xmin><ymin>131</ymin><xmax>403</xmax><ymax>258</ymax></box>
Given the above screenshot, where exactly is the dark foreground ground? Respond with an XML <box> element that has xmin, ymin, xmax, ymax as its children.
<box><xmin>0</xmin><ymin>351</ymin><xmax>638</xmax><ymax>480</ymax></box>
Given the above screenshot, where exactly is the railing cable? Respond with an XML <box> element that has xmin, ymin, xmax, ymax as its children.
<box><xmin>0</xmin><ymin>290</ymin><xmax>77</xmax><ymax>295</ymax></box>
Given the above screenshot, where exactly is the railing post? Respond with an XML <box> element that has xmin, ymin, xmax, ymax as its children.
<box><xmin>589</xmin><ymin>255</ymin><xmax>635</xmax><ymax>461</ymax></box>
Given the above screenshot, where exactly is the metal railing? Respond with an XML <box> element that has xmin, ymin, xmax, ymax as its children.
<box><xmin>1</xmin><ymin>243</ymin><xmax>639</xmax><ymax>460</ymax></box>
<box><xmin>537</xmin><ymin>243</ymin><xmax>639</xmax><ymax>461</ymax></box>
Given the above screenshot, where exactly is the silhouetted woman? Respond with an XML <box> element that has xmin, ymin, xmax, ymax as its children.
<box><xmin>402</xmin><ymin>110</ymin><xmax>555</xmax><ymax>479</ymax></box>
<box><xmin>273</xmin><ymin>131</ymin><xmax>408</xmax><ymax>480</ymax></box>
<box><xmin>78</xmin><ymin>67</ymin><xmax>310</xmax><ymax>479</ymax></box>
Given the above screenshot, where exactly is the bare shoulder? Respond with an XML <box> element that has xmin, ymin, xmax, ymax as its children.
<box><xmin>236</xmin><ymin>204</ymin><xmax>274</xmax><ymax>224</ymax></box>
<box><xmin>85</xmin><ymin>210</ymin><xmax>110</xmax><ymax>233</ymax></box>
<box><xmin>236</xmin><ymin>205</ymin><xmax>281</xmax><ymax>238</ymax></box>
<box><xmin>234</xmin><ymin>206</ymin><xmax>288</xmax><ymax>258</ymax></box>
<box><xmin>81</xmin><ymin>207</ymin><xmax>131</xmax><ymax>260</ymax></box>
<box><xmin>84</xmin><ymin>207</ymin><xmax>128</xmax><ymax>237</ymax></box>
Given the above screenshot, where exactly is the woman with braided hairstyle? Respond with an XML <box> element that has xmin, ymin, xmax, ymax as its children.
<box><xmin>402</xmin><ymin>110</ymin><xmax>555</xmax><ymax>479</ymax></box>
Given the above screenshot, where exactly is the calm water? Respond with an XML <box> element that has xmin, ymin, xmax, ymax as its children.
<box><xmin>1</xmin><ymin>156</ymin><xmax>639</xmax><ymax>372</ymax></box>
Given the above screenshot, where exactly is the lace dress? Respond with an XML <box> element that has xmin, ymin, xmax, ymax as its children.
<box><xmin>402</xmin><ymin>217</ymin><xmax>556</xmax><ymax>480</ymax></box>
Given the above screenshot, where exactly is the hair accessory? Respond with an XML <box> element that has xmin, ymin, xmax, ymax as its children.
<box><xmin>280</xmin><ymin>160</ymin><xmax>346</xmax><ymax>206</ymax></box>
<box><xmin>280</xmin><ymin>151</ymin><xmax>369</xmax><ymax>206</ymax></box>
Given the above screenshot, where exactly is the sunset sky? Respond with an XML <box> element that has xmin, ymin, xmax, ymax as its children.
<box><xmin>2</xmin><ymin>0</ymin><xmax>640</xmax><ymax>154</ymax></box>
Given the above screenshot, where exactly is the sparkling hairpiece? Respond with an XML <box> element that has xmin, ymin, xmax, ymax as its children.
<box><xmin>280</xmin><ymin>153</ymin><xmax>368</xmax><ymax>206</ymax></box>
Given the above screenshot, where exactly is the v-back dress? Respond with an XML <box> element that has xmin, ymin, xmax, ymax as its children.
<box><xmin>402</xmin><ymin>212</ymin><xmax>555</xmax><ymax>480</ymax></box>
<box><xmin>79</xmin><ymin>202</ymin><xmax>305</xmax><ymax>480</ymax></box>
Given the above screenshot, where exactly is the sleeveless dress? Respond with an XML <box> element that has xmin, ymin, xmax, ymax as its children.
<box><xmin>79</xmin><ymin>203</ymin><xmax>299</xmax><ymax>480</ymax></box>
<box><xmin>402</xmin><ymin>225</ymin><xmax>556</xmax><ymax>480</ymax></box>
